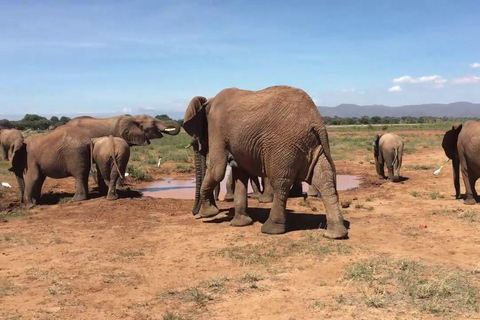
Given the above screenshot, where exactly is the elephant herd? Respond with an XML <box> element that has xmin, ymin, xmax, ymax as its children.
<box><xmin>1</xmin><ymin>115</ymin><xmax>180</xmax><ymax>206</ymax></box>
<box><xmin>1</xmin><ymin>85</ymin><xmax>478</xmax><ymax>239</ymax></box>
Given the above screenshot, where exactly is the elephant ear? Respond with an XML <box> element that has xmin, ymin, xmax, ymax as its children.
<box><xmin>118</xmin><ymin>117</ymin><xmax>150</xmax><ymax>146</ymax></box>
<box><xmin>183</xmin><ymin>96</ymin><xmax>208</xmax><ymax>139</ymax></box>
<box><xmin>8</xmin><ymin>138</ymin><xmax>26</xmax><ymax>172</ymax></box>
<box><xmin>373</xmin><ymin>134</ymin><xmax>380</xmax><ymax>155</ymax></box>
<box><xmin>452</xmin><ymin>124</ymin><xmax>462</xmax><ymax>132</ymax></box>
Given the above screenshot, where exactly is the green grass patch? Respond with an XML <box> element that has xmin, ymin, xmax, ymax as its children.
<box><xmin>344</xmin><ymin>257</ymin><xmax>479</xmax><ymax>316</ymax></box>
<box><xmin>0</xmin><ymin>210</ymin><xmax>31</xmax><ymax>218</ymax></box>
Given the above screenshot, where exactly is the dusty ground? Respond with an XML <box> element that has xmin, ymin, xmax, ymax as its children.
<box><xmin>1</xmin><ymin>127</ymin><xmax>480</xmax><ymax>320</ymax></box>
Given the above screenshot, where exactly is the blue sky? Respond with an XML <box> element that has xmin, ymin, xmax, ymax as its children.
<box><xmin>0</xmin><ymin>0</ymin><xmax>479</xmax><ymax>118</ymax></box>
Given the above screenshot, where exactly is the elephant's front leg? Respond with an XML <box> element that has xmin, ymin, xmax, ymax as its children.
<box><xmin>258</xmin><ymin>177</ymin><xmax>274</xmax><ymax>203</ymax></box>
<box><xmin>261</xmin><ymin>177</ymin><xmax>292</xmax><ymax>234</ymax></box>
<box><xmin>24</xmin><ymin>166</ymin><xmax>44</xmax><ymax>207</ymax></box>
<box><xmin>72</xmin><ymin>172</ymin><xmax>89</xmax><ymax>202</ymax></box>
<box><xmin>199</xmin><ymin>155</ymin><xmax>227</xmax><ymax>218</ymax></box>
<box><xmin>312</xmin><ymin>154</ymin><xmax>348</xmax><ymax>239</ymax></box>
<box><xmin>230</xmin><ymin>168</ymin><xmax>253</xmax><ymax>227</ymax></box>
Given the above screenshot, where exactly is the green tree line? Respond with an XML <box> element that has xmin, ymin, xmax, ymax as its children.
<box><xmin>323</xmin><ymin>116</ymin><xmax>480</xmax><ymax>125</ymax></box>
<box><xmin>1</xmin><ymin>114</ymin><xmax>478</xmax><ymax>131</ymax></box>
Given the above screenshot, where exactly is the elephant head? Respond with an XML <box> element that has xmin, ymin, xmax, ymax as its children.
<box><xmin>442</xmin><ymin>124</ymin><xmax>462</xmax><ymax>198</ymax></box>
<box><xmin>183</xmin><ymin>96</ymin><xmax>209</xmax><ymax>215</ymax></box>
<box><xmin>133</xmin><ymin>115</ymin><xmax>181</xmax><ymax>139</ymax></box>
<box><xmin>8</xmin><ymin>138</ymin><xmax>26</xmax><ymax>203</ymax></box>
<box><xmin>117</xmin><ymin>117</ymin><xmax>150</xmax><ymax>146</ymax></box>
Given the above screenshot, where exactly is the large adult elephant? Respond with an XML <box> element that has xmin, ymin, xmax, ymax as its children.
<box><xmin>442</xmin><ymin>121</ymin><xmax>480</xmax><ymax>204</ymax></box>
<box><xmin>67</xmin><ymin>114</ymin><xmax>180</xmax><ymax>143</ymax></box>
<box><xmin>9</xmin><ymin>117</ymin><xmax>149</xmax><ymax>206</ymax></box>
<box><xmin>0</xmin><ymin>129</ymin><xmax>23</xmax><ymax>160</ymax></box>
<box><xmin>373</xmin><ymin>133</ymin><xmax>404</xmax><ymax>182</ymax></box>
<box><xmin>183</xmin><ymin>85</ymin><xmax>348</xmax><ymax>238</ymax></box>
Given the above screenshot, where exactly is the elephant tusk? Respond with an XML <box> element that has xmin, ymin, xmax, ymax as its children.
<box><xmin>164</xmin><ymin>127</ymin><xmax>177</xmax><ymax>132</ymax></box>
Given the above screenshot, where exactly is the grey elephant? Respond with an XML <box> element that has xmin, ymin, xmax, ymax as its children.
<box><xmin>442</xmin><ymin>121</ymin><xmax>480</xmax><ymax>204</ymax></box>
<box><xmin>373</xmin><ymin>133</ymin><xmax>404</xmax><ymax>182</ymax></box>
<box><xmin>8</xmin><ymin>117</ymin><xmax>148</xmax><ymax>206</ymax></box>
<box><xmin>67</xmin><ymin>114</ymin><xmax>180</xmax><ymax>143</ymax></box>
<box><xmin>91</xmin><ymin>136</ymin><xmax>130</xmax><ymax>200</ymax></box>
<box><xmin>183</xmin><ymin>85</ymin><xmax>348</xmax><ymax>238</ymax></box>
<box><xmin>0</xmin><ymin>128</ymin><xmax>23</xmax><ymax>160</ymax></box>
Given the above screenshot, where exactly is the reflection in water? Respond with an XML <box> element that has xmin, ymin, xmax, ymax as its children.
<box><xmin>139</xmin><ymin>173</ymin><xmax>361</xmax><ymax>200</ymax></box>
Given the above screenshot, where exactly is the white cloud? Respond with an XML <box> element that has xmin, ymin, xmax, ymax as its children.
<box><xmin>451</xmin><ymin>76</ymin><xmax>480</xmax><ymax>84</ymax></box>
<box><xmin>122</xmin><ymin>107</ymin><xmax>132</xmax><ymax>114</ymax></box>
<box><xmin>470</xmin><ymin>62</ymin><xmax>480</xmax><ymax>68</ymax></box>
<box><xmin>393</xmin><ymin>75</ymin><xmax>446</xmax><ymax>84</ymax></box>
<box><xmin>342</xmin><ymin>88</ymin><xmax>356</xmax><ymax>93</ymax></box>
<box><xmin>388</xmin><ymin>85</ymin><xmax>403</xmax><ymax>92</ymax></box>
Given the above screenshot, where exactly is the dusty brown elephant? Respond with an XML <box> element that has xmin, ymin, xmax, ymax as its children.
<box><xmin>91</xmin><ymin>136</ymin><xmax>130</xmax><ymax>200</ymax></box>
<box><xmin>183</xmin><ymin>85</ymin><xmax>348</xmax><ymax>238</ymax></box>
<box><xmin>8</xmin><ymin>118</ymin><xmax>148</xmax><ymax>206</ymax></box>
<box><xmin>442</xmin><ymin>121</ymin><xmax>480</xmax><ymax>204</ymax></box>
<box><xmin>67</xmin><ymin>114</ymin><xmax>180</xmax><ymax>143</ymax></box>
<box><xmin>373</xmin><ymin>132</ymin><xmax>404</xmax><ymax>182</ymax></box>
<box><xmin>0</xmin><ymin>128</ymin><xmax>23</xmax><ymax>160</ymax></box>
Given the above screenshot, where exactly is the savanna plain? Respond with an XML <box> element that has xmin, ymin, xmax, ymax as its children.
<box><xmin>1</xmin><ymin>123</ymin><xmax>480</xmax><ymax>320</ymax></box>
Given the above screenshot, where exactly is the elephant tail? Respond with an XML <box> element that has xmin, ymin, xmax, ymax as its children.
<box><xmin>307</xmin><ymin>124</ymin><xmax>337</xmax><ymax>187</ymax></box>
<box><xmin>110</xmin><ymin>135</ymin><xmax>124</xmax><ymax>180</ymax></box>
<box><xmin>90</xmin><ymin>140</ymin><xmax>98</xmax><ymax>183</ymax></box>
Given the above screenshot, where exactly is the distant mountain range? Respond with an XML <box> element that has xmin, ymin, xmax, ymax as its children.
<box><xmin>318</xmin><ymin>102</ymin><xmax>480</xmax><ymax>118</ymax></box>
<box><xmin>2</xmin><ymin>102</ymin><xmax>480</xmax><ymax>121</ymax></box>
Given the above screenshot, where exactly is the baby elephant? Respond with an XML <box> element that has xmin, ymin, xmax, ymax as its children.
<box><xmin>91</xmin><ymin>136</ymin><xmax>130</xmax><ymax>200</ymax></box>
<box><xmin>373</xmin><ymin>132</ymin><xmax>404</xmax><ymax>182</ymax></box>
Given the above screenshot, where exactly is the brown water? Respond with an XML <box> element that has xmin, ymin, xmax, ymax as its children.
<box><xmin>139</xmin><ymin>172</ymin><xmax>360</xmax><ymax>199</ymax></box>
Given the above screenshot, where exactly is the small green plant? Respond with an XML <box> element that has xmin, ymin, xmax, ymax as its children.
<box><xmin>163</xmin><ymin>312</ymin><xmax>184</xmax><ymax>320</ymax></box>
<box><xmin>127</xmin><ymin>165</ymin><xmax>153</xmax><ymax>181</ymax></box>
<box><xmin>411</xmin><ymin>191</ymin><xmax>421</xmax><ymax>197</ymax></box>
<box><xmin>175</xmin><ymin>163</ymin><xmax>192</xmax><ymax>173</ymax></box>
<box><xmin>429</xmin><ymin>191</ymin><xmax>444</xmax><ymax>200</ymax></box>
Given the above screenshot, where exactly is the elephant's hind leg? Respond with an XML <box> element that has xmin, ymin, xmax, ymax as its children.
<box><xmin>461</xmin><ymin>161</ymin><xmax>477</xmax><ymax>205</ymax></box>
<box><xmin>312</xmin><ymin>154</ymin><xmax>348</xmax><ymax>239</ymax></box>
<box><xmin>261</xmin><ymin>177</ymin><xmax>292</xmax><ymax>234</ymax></box>
<box><xmin>106</xmin><ymin>167</ymin><xmax>119</xmax><ymax>200</ymax></box>
<box><xmin>72</xmin><ymin>173</ymin><xmax>89</xmax><ymax>202</ymax></box>
<box><xmin>230</xmin><ymin>168</ymin><xmax>253</xmax><ymax>227</ymax></box>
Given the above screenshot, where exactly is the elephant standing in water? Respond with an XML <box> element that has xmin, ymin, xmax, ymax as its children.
<box><xmin>183</xmin><ymin>85</ymin><xmax>348</xmax><ymax>238</ymax></box>
<box><xmin>442</xmin><ymin>121</ymin><xmax>480</xmax><ymax>204</ymax></box>
<box><xmin>91</xmin><ymin>136</ymin><xmax>130</xmax><ymax>200</ymax></box>
<box><xmin>0</xmin><ymin>129</ymin><xmax>23</xmax><ymax>160</ymax></box>
<box><xmin>373</xmin><ymin>133</ymin><xmax>404</xmax><ymax>182</ymax></box>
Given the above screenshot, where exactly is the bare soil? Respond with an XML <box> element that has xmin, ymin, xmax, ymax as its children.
<box><xmin>1</xmin><ymin>129</ymin><xmax>480</xmax><ymax>320</ymax></box>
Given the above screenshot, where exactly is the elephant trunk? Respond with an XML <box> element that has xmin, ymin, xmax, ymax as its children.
<box><xmin>453</xmin><ymin>158</ymin><xmax>461</xmax><ymax>199</ymax></box>
<box><xmin>157</xmin><ymin>120</ymin><xmax>181</xmax><ymax>135</ymax></box>
<box><xmin>192</xmin><ymin>140</ymin><xmax>206</xmax><ymax>215</ymax></box>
